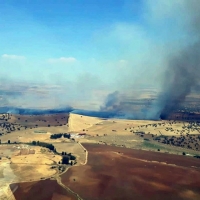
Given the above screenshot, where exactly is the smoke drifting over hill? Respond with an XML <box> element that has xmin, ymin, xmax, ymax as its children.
<box><xmin>100</xmin><ymin>1</ymin><xmax>200</xmax><ymax>119</ymax></box>
<box><xmin>159</xmin><ymin>42</ymin><xmax>200</xmax><ymax>118</ymax></box>
<box><xmin>1</xmin><ymin>1</ymin><xmax>200</xmax><ymax>120</ymax></box>
<box><xmin>0</xmin><ymin>106</ymin><xmax>73</xmax><ymax>115</ymax></box>
<box><xmin>159</xmin><ymin>2</ymin><xmax>200</xmax><ymax>118</ymax></box>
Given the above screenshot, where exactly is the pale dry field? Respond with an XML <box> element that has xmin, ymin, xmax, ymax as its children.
<box><xmin>68</xmin><ymin>113</ymin><xmax>156</xmax><ymax>136</ymax></box>
<box><xmin>66</xmin><ymin>114</ymin><xmax>200</xmax><ymax>155</ymax></box>
<box><xmin>68</xmin><ymin>113</ymin><xmax>200</xmax><ymax>137</ymax></box>
<box><xmin>2</xmin><ymin>113</ymin><xmax>196</xmax><ymax>145</ymax></box>
<box><xmin>0</xmin><ymin>124</ymin><xmax>69</xmax><ymax>143</ymax></box>
<box><xmin>133</xmin><ymin>121</ymin><xmax>200</xmax><ymax>136</ymax></box>
<box><xmin>0</xmin><ymin>145</ymin><xmax>62</xmax><ymax>199</ymax></box>
<box><xmin>52</xmin><ymin>142</ymin><xmax>86</xmax><ymax>165</ymax></box>
<box><xmin>68</xmin><ymin>113</ymin><xmax>103</xmax><ymax>132</ymax></box>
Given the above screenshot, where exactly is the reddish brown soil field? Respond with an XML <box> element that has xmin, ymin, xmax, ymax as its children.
<box><xmin>61</xmin><ymin>143</ymin><xmax>200</xmax><ymax>200</ymax></box>
<box><xmin>10</xmin><ymin>179</ymin><xmax>77</xmax><ymax>200</ymax></box>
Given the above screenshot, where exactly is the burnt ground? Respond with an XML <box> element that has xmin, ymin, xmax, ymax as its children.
<box><xmin>61</xmin><ymin>143</ymin><xmax>200</xmax><ymax>200</ymax></box>
<box><xmin>164</xmin><ymin>112</ymin><xmax>200</xmax><ymax>121</ymax></box>
<box><xmin>0</xmin><ymin>113</ymin><xmax>69</xmax><ymax>135</ymax></box>
<box><xmin>10</xmin><ymin>179</ymin><xmax>77</xmax><ymax>200</ymax></box>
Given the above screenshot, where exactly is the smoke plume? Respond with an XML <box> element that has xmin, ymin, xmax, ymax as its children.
<box><xmin>158</xmin><ymin>1</ymin><xmax>200</xmax><ymax>118</ymax></box>
<box><xmin>1</xmin><ymin>1</ymin><xmax>200</xmax><ymax>121</ymax></box>
<box><xmin>101</xmin><ymin>1</ymin><xmax>200</xmax><ymax>120</ymax></box>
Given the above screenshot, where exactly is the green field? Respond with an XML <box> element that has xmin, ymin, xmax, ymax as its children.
<box><xmin>141</xmin><ymin>140</ymin><xmax>200</xmax><ymax>157</ymax></box>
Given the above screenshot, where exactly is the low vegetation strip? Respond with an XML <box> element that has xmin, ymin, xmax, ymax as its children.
<box><xmin>78</xmin><ymin>142</ymin><xmax>88</xmax><ymax>165</ymax></box>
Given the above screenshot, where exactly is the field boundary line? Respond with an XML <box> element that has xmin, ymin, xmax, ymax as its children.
<box><xmin>78</xmin><ymin>142</ymin><xmax>88</xmax><ymax>165</ymax></box>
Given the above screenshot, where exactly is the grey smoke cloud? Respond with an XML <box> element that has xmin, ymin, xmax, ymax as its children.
<box><xmin>1</xmin><ymin>0</ymin><xmax>200</xmax><ymax>120</ymax></box>
<box><xmin>101</xmin><ymin>0</ymin><xmax>200</xmax><ymax>119</ymax></box>
<box><xmin>158</xmin><ymin>0</ymin><xmax>200</xmax><ymax>118</ymax></box>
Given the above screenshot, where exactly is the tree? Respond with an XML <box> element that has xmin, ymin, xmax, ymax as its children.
<box><xmin>63</xmin><ymin>133</ymin><xmax>70</xmax><ymax>139</ymax></box>
<box><xmin>62</xmin><ymin>156</ymin><xmax>69</xmax><ymax>164</ymax></box>
<box><xmin>8</xmin><ymin>140</ymin><xmax>10</xmax><ymax>144</ymax></box>
<box><xmin>182</xmin><ymin>152</ymin><xmax>186</xmax><ymax>155</ymax></box>
<box><xmin>50</xmin><ymin>133</ymin><xmax>63</xmax><ymax>139</ymax></box>
<box><xmin>69</xmin><ymin>154</ymin><xmax>76</xmax><ymax>160</ymax></box>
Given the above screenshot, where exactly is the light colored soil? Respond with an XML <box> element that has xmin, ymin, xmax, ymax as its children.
<box><xmin>68</xmin><ymin>114</ymin><xmax>200</xmax><ymax>137</ymax></box>
<box><xmin>68</xmin><ymin>113</ymin><xmax>103</xmax><ymax>132</ymax></box>
<box><xmin>68</xmin><ymin>113</ymin><xmax>156</xmax><ymax>136</ymax></box>
<box><xmin>53</xmin><ymin>142</ymin><xmax>86</xmax><ymax>165</ymax></box>
<box><xmin>0</xmin><ymin>168</ymin><xmax>4</xmax><ymax>178</ymax></box>
<box><xmin>133</xmin><ymin>121</ymin><xmax>200</xmax><ymax>136</ymax></box>
<box><xmin>0</xmin><ymin>125</ymin><xmax>70</xmax><ymax>143</ymax></box>
<box><xmin>11</xmin><ymin>163</ymin><xmax>56</xmax><ymax>182</ymax></box>
<box><xmin>9</xmin><ymin>146</ymin><xmax>61</xmax><ymax>182</ymax></box>
<box><xmin>0</xmin><ymin>144</ymin><xmax>62</xmax><ymax>199</ymax></box>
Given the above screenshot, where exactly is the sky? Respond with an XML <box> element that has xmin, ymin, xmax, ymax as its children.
<box><xmin>0</xmin><ymin>0</ymin><xmax>195</xmax><ymax>109</ymax></box>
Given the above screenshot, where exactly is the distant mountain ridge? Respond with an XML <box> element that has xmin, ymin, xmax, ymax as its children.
<box><xmin>0</xmin><ymin>106</ymin><xmax>160</xmax><ymax>119</ymax></box>
<box><xmin>0</xmin><ymin>106</ymin><xmax>73</xmax><ymax>115</ymax></box>
<box><xmin>0</xmin><ymin>106</ymin><xmax>122</xmax><ymax>119</ymax></box>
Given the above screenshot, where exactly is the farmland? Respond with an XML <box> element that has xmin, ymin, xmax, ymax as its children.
<box><xmin>61</xmin><ymin>143</ymin><xmax>200</xmax><ymax>200</ymax></box>
<box><xmin>0</xmin><ymin>112</ymin><xmax>200</xmax><ymax>199</ymax></box>
<box><xmin>10</xmin><ymin>179</ymin><xmax>77</xmax><ymax>200</ymax></box>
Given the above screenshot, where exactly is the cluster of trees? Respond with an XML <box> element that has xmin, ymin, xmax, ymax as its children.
<box><xmin>0</xmin><ymin>122</ymin><xmax>16</xmax><ymax>133</ymax></box>
<box><xmin>31</xmin><ymin>140</ymin><xmax>76</xmax><ymax>165</ymax></box>
<box><xmin>50</xmin><ymin>133</ymin><xmax>71</xmax><ymax>139</ymax></box>
<box><xmin>0</xmin><ymin>139</ymin><xmax>18</xmax><ymax>144</ymax></box>
<box><xmin>61</xmin><ymin>151</ymin><xmax>76</xmax><ymax>160</ymax></box>
<box><xmin>152</xmin><ymin>133</ymin><xmax>200</xmax><ymax>151</ymax></box>
<box><xmin>63</xmin><ymin>133</ymin><xmax>70</xmax><ymax>138</ymax></box>
<box><xmin>61</xmin><ymin>156</ymin><xmax>70</xmax><ymax>164</ymax></box>
<box><xmin>32</xmin><ymin>141</ymin><xmax>55</xmax><ymax>151</ymax></box>
<box><xmin>50</xmin><ymin>133</ymin><xmax>63</xmax><ymax>139</ymax></box>
<box><xmin>61</xmin><ymin>154</ymin><xmax>76</xmax><ymax>164</ymax></box>
<box><xmin>30</xmin><ymin>139</ymin><xmax>77</xmax><ymax>166</ymax></box>
<box><xmin>194</xmin><ymin>155</ymin><xmax>200</xmax><ymax>159</ymax></box>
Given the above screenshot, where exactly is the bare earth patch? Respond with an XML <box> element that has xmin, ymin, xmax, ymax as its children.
<box><xmin>10</xmin><ymin>179</ymin><xmax>77</xmax><ymax>200</ymax></box>
<box><xmin>61</xmin><ymin>143</ymin><xmax>200</xmax><ymax>200</ymax></box>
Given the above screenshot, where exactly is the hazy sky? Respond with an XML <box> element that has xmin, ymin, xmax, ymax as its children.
<box><xmin>0</xmin><ymin>0</ymin><xmax>195</xmax><ymax>109</ymax></box>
